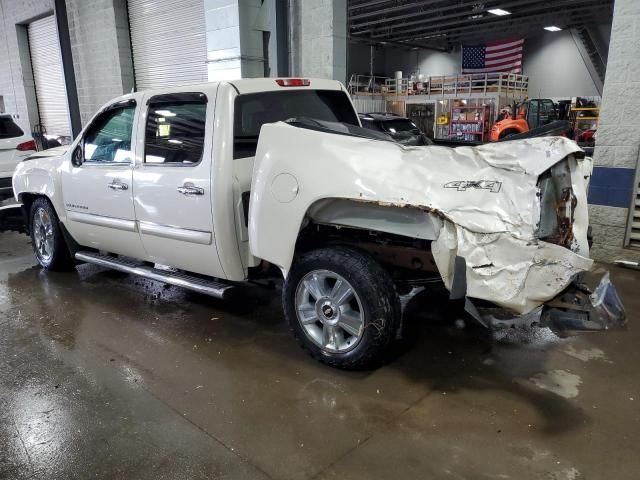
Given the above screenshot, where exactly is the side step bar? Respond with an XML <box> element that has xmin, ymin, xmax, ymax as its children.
<box><xmin>75</xmin><ymin>251</ymin><xmax>235</xmax><ymax>300</ymax></box>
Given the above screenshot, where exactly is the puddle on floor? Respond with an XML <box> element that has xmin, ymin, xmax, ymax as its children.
<box><xmin>528</xmin><ymin>370</ymin><xmax>582</xmax><ymax>399</ymax></box>
<box><xmin>563</xmin><ymin>344</ymin><xmax>609</xmax><ymax>363</ymax></box>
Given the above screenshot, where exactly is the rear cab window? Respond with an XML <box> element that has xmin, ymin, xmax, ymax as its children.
<box><xmin>144</xmin><ymin>93</ymin><xmax>207</xmax><ymax>165</ymax></box>
<box><xmin>233</xmin><ymin>90</ymin><xmax>358</xmax><ymax>159</ymax></box>
<box><xmin>0</xmin><ymin>117</ymin><xmax>24</xmax><ymax>139</ymax></box>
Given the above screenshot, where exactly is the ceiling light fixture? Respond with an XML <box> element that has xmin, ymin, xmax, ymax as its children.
<box><xmin>544</xmin><ymin>26</ymin><xmax>562</xmax><ymax>32</ymax></box>
<box><xmin>488</xmin><ymin>8</ymin><xmax>511</xmax><ymax>16</ymax></box>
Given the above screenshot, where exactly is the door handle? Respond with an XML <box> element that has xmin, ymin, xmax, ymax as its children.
<box><xmin>108</xmin><ymin>180</ymin><xmax>128</xmax><ymax>191</ymax></box>
<box><xmin>177</xmin><ymin>183</ymin><xmax>204</xmax><ymax>196</ymax></box>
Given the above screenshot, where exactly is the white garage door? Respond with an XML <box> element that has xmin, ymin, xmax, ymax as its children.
<box><xmin>28</xmin><ymin>15</ymin><xmax>71</xmax><ymax>138</ymax></box>
<box><xmin>127</xmin><ymin>0</ymin><xmax>208</xmax><ymax>90</ymax></box>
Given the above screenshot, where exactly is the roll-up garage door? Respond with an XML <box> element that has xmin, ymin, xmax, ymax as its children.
<box><xmin>127</xmin><ymin>0</ymin><xmax>208</xmax><ymax>90</ymax></box>
<box><xmin>28</xmin><ymin>15</ymin><xmax>71</xmax><ymax>139</ymax></box>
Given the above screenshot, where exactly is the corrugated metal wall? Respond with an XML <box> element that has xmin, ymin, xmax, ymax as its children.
<box><xmin>127</xmin><ymin>0</ymin><xmax>208</xmax><ymax>89</ymax></box>
<box><xmin>28</xmin><ymin>15</ymin><xmax>71</xmax><ymax>138</ymax></box>
<box><xmin>351</xmin><ymin>96</ymin><xmax>387</xmax><ymax>114</ymax></box>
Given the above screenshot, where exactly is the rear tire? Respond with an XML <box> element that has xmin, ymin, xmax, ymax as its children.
<box><xmin>29</xmin><ymin>197</ymin><xmax>74</xmax><ymax>271</ymax></box>
<box><xmin>283</xmin><ymin>246</ymin><xmax>401</xmax><ymax>370</ymax></box>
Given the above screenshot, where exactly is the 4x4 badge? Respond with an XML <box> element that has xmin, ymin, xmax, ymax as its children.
<box><xmin>443</xmin><ymin>180</ymin><xmax>502</xmax><ymax>193</ymax></box>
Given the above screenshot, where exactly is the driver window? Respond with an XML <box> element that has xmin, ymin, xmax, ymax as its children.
<box><xmin>539</xmin><ymin>101</ymin><xmax>555</xmax><ymax>125</ymax></box>
<box><xmin>83</xmin><ymin>105</ymin><xmax>135</xmax><ymax>163</ymax></box>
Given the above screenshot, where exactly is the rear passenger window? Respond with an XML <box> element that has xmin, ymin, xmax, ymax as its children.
<box><xmin>144</xmin><ymin>94</ymin><xmax>207</xmax><ymax>165</ymax></box>
<box><xmin>0</xmin><ymin>117</ymin><xmax>25</xmax><ymax>139</ymax></box>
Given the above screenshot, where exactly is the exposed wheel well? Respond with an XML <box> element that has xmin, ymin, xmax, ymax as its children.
<box><xmin>293</xmin><ymin>221</ymin><xmax>441</xmax><ymax>291</ymax></box>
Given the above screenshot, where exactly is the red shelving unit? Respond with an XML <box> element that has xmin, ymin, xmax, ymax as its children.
<box><xmin>449</xmin><ymin>105</ymin><xmax>489</xmax><ymax>142</ymax></box>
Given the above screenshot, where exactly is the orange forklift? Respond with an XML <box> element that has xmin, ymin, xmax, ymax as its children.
<box><xmin>489</xmin><ymin>98</ymin><xmax>571</xmax><ymax>141</ymax></box>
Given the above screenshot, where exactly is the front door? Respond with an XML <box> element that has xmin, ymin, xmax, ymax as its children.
<box><xmin>132</xmin><ymin>91</ymin><xmax>225</xmax><ymax>278</ymax></box>
<box><xmin>61</xmin><ymin>101</ymin><xmax>146</xmax><ymax>258</ymax></box>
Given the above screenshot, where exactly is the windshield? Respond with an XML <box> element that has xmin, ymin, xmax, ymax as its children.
<box><xmin>381</xmin><ymin>119</ymin><xmax>419</xmax><ymax>134</ymax></box>
<box><xmin>233</xmin><ymin>90</ymin><xmax>358</xmax><ymax>159</ymax></box>
<box><xmin>0</xmin><ymin>117</ymin><xmax>24</xmax><ymax>139</ymax></box>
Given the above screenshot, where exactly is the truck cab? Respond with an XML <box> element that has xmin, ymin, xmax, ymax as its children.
<box><xmin>25</xmin><ymin>79</ymin><xmax>357</xmax><ymax>282</ymax></box>
<box><xmin>490</xmin><ymin>98</ymin><xmax>558</xmax><ymax>141</ymax></box>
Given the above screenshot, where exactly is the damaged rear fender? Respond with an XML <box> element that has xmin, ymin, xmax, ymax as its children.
<box><xmin>249</xmin><ymin>123</ymin><xmax>594</xmax><ymax>314</ymax></box>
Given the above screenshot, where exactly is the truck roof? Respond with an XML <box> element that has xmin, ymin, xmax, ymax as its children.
<box><xmin>229</xmin><ymin>77</ymin><xmax>345</xmax><ymax>94</ymax></box>
<box><xmin>130</xmin><ymin>78</ymin><xmax>345</xmax><ymax>97</ymax></box>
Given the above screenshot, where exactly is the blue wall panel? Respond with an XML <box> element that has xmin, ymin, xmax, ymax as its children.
<box><xmin>587</xmin><ymin>167</ymin><xmax>635</xmax><ymax>208</ymax></box>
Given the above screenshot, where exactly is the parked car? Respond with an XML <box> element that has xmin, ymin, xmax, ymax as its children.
<box><xmin>0</xmin><ymin>114</ymin><xmax>36</xmax><ymax>200</ymax></box>
<box><xmin>359</xmin><ymin>112</ymin><xmax>434</xmax><ymax>145</ymax></box>
<box><xmin>12</xmin><ymin>78</ymin><xmax>624</xmax><ymax>369</ymax></box>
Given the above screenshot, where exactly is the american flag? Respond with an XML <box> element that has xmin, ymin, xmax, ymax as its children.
<box><xmin>462</xmin><ymin>39</ymin><xmax>524</xmax><ymax>74</ymax></box>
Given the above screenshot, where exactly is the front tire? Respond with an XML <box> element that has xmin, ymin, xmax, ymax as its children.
<box><xmin>283</xmin><ymin>247</ymin><xmax>400</xmax><ymax>370</ymax></box>
<box><xmin>30</xmin><ymin>197</ymin><xmax>74</xmax><ymax>271</ymax></box>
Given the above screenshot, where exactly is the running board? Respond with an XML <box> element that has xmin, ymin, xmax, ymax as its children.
<box><xmin>75</xmin><ymin>251</ymin><xmax>235</xmax><ymax>300</ymax></box>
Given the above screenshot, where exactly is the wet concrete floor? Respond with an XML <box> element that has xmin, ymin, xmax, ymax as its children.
<box><xmin>1</xmin><ymin>230</ymin><xmax>639</xmax><ymax>479</ymax></box>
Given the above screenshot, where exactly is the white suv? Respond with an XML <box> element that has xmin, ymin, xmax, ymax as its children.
<box><xmin>0</xmin><ymin>114</ymin><xmax>36</xmax><ymax>200</ymax></box>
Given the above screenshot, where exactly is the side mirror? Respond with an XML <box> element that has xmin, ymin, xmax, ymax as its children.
<box><xmin>71</xmin><ymin>145</ymin><xmax>83</xmax><ymax>167</ymax></box>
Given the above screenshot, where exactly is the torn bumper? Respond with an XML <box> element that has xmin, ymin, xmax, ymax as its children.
<box><xmin>478</xmin><ymin>272</ymin><xmax>626</xmax><ymax>333</ymax></box>
<box><xmin>542</xmin><ymin>272</ymin><xmax>626</xmax><ymax>333</ymax></box>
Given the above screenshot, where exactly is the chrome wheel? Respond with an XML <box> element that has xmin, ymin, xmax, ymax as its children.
<box><xmin>33</xmin><ymin>206</ymin><xmax>55</xmax><ymax>265</ymax></box>
<box><xmin>295</xmin><ymin>269</ymin><xmax>365</xmax><ymax>353</ymax></box>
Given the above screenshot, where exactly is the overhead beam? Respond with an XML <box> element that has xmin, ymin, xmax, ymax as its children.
<box><xmin>446</xmin><ymin>13</ymin><xmax>610</xmax><ymax>43</ymax></box>
<box><xmin>348</xmin><ymin>0</ymin><xmax>395</xmax><ymax>12</ymax></box>
<box><xmin>349</xmin><ymin>0</ymin><xmax>456</xmax><ymax>21</ymax></box>
<box><xmin>366</xmin><ymin>0</ymin><xmax>608</xmax><ymax>39</ymax></box>
<box><xmin>350</xmin><ymin>0</ymin><xmax>540</xmax><ymax>31</ymax></box>
<box><xmin>349</xmin><ymin>36</ymin><xmax>449</xmax><ymax>52</ymax></box>
<box><xmin>381</xmin><ymin>13</ymin><xmax>607</xmax><ymax>51</ymax></box>
<box><xmin>377</xmin><ymin>2</ymin><xmax>610</xmax><ymax>42</ymax></box>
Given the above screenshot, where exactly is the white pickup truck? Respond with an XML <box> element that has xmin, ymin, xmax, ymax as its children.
<box><xmin>12</xmin><ymin>78</ymin><xmax>625</xmax><ymax>369</ymax></box>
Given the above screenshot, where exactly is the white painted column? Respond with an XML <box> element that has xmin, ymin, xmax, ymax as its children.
<box><xmin>589</xmin><ymin>0</ymin><xmax>640</xmax><ymax>261</ymax></box>
<box><xmin>289</xmin><ymin>0</ymin><xmax>347</xmax><ymax>83</ymax></box>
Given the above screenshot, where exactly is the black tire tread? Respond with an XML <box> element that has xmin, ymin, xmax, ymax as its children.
<box><xmin>283</xmin><ymin>246</ymin><xmax>400</xmax><ymax>370</ymax></box>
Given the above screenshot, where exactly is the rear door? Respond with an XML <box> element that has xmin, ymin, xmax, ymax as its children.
<box><xmin>132</xmin><ymin>91</ymin><xmax>225</xmax><ymax>278</ymax></box>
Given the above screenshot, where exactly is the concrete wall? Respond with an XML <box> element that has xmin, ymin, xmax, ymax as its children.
<box><xmin>381</xmin><ymin>47</ymin><xmax>460</xmax><ymax>78</ymax></box>
<box><xmin>0</xmin><ymin>0</ymin><xmax>134</xmax><ymax>133</ymax></box>
<box><xmin>290</xmin><ymin>0</ymin><xmax>347</xmax><ymax>83</ymax></box>
<box><xmin>205</xmin><ymin>0</ymin><xmax>278</xmax><ymax>81</ymax></box>
<box><xmin>0</xmin><ymin>0</ymin><xmax>282</xmax><ymax>136</ymax></box>
<box><xmin>204</xmin><ymin>0</ymin><xmax>242</xmax><ymax>81</ymax></box>
<box><xmin>0</xmin><ymin>0</ymin><xmax>55</xmax><ymax>133</ymax></box>
<box><xmin>523</xmin><ymin>30</ymin><xmax>600</xmax><ymax>98</ymax></box>
<box><xmin>589</xmin><ymin>0</ymin><xmax>640</xmax><ymax>262</ymax></box>
<box><xmin>66</xmin><ymin>0</ymin><xmax>134</xmax><ymax>124</ymax></box>
<box><xmin>239</xmin><ymin>0</ymin><xmax>277</xmax><ymax>77</ymax></box>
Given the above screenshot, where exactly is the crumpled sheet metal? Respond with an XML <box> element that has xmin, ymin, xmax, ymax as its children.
<box><xmin>430</xmin><ymin>146</ymin><xmax>594</xmax><ymax>315</ymax></box>
<box><xmin>252</xmin><ymin>125</ymin><xmax>593</xmax><ymax>314</ymax></box>
<box><xmin>432</xmin><ymin>220</ymin><xmax>593</xmax><ymax>314</ymax></box>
